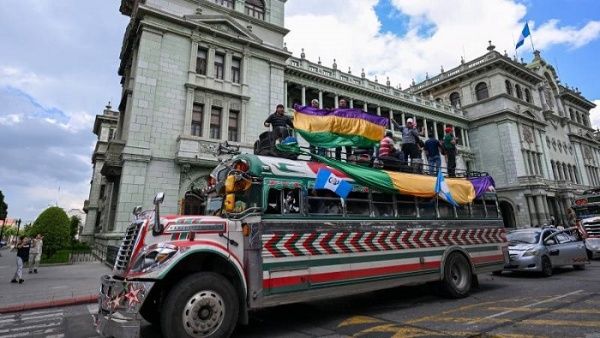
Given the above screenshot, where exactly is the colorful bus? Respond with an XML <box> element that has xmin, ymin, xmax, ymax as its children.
<box><xmin>96</xmin><ymin>150</ymin><xmax>508</xmax><ymax>338</ymax></box>
<box><xmin>573</xmin><ymin>188</ymin><xmax>600</xmax><ymax>258</ymax></box>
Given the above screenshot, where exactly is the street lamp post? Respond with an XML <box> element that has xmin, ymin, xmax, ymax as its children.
<box><xmin>15</xmin><ymin>219</ymin><xmax>21</xmax><ymax>238</ymax></box>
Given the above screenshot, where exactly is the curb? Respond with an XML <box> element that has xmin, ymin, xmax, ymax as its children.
<box><xmin>0</xmin><ymin>294</ymin><xmax>97</xmax><ymax>314</ymax></box>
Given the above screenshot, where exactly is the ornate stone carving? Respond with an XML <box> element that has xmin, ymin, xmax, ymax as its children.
<box><xmin>584</xmin><ymin>146</ymin><xmax>593</xmax><ymax>161</ymax></box>
<box><xmin>522</xmin><ymin>126</ymin><xmax>534</xmax><ymax>144</ymax></box>
<box><xmin>544</xmin><ymin>84</ymin><xmax>554</xmax><ymax>108</ymax></box>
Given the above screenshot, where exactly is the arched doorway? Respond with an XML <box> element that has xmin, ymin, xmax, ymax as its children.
<box><xmin>499</xmin><ymin>201</ymin><xmax>516</xmax><ymax>228</ymax></box>
<box><xmin>183</xmin><ymin>191</ymin><xmax>205</xmax><ymax>215</ymax></box>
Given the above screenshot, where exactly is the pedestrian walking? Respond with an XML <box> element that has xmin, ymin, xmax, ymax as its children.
<box><xmin>29</xmin><ymin>234</ymin><xmax>43</xmax><ymax>274</ymax></box>
<box><xmin>11</xmin><ymin>236</ymin><xmax>30</xmax><ymax>284</ymax></box>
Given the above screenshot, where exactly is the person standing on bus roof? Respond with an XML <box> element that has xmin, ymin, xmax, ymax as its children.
<box><xmin>424</xmin><ymin>133</ymin><xmax>442</xmax><ymax>175</ymax></box>
<box><xmin>399</xmin><ymin>118</ymin><xmax>421</xmax><ymax>168</ymax></box>
<box><xmin>443</xmin><ymin>126</ymin><xmax>458</xmax><ymax>177</ymax></box>
<box><xmin>264</xmin><ymin>104</ymin><xmax>293</xmax><ymax>140</ymax></box>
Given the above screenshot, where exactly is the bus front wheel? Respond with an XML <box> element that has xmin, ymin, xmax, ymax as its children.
<box><xmin>439</xmin><ymin>253</ymin><xmax>472</xmax><ymax>299</ymax></box>
<box><xmin>161</xmin><ymin>272</ymin><xmax>239</xmax><ymax>338</ymax></box>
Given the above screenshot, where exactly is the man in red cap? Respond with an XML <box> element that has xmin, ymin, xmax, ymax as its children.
<box><xmin>443</xmin><ymin>126</ymin><xmax>457</xmax><ymax>177</ymax></box>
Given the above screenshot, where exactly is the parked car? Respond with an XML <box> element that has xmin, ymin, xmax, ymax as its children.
<box><xmin>500</xmin><ymin>227</ymin><xmax>588</xmax><ymax>277</ymax></box>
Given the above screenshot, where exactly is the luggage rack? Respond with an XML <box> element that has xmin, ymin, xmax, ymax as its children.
<box><xmin>253</xmin><ymin>129</ymin><xmax>489</xmax><ymax>179</ymax></box>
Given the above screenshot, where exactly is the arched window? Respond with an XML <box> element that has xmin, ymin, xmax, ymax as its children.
<box><xmin>214</xmin><ymin>0</ymin><xmax>234</xmax><ymax>8</ymax></box>
<box><xmin>449</xmin><ymin>92</ymin><xmax>461</xmax><ymax>107</ymax></box>
<box><xmin>245</xmin><ymin>0</ymin><xmax>265</xmax><ymax>20</ymax></box>
<box><xmin>576</xmin><ymin>112</ymin><xmax>582</xmax><ymax>124</ymax></box>
<box><xmin>505</xmin><ymin>80</ymin><xmax>512</xmax><ymax>95</ymax></box>
<box><xmin>524</xmin><ymin>88</ymin><xmax>531</xmax><ymax>102</ymax></box>
<box><xmin>515</xmin><ymin>84</ymin><xmax>522</xmax><ymax>100</ymax></box>
<box><xmin>475</xmin><ymin>82</ymin><xmax>488</xmax><ymax>101</ymax></box>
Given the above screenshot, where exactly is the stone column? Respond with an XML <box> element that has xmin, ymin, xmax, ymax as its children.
<box><xmin>433</xmin><ymin>121</ymin><xmax>438</xmax><ymax>140</ymax></box>
<box><xmin>376</xmin><ymin>106</ymin><xmax>381</xmax><ymax>116</ymax></box>
<box><xmin>401</xmin><ymin>112</ymin><xmax>406</xmax><ymax>125</ymax></box>
<box><xmin>533</xmin><ymin>195</ymin><xmax>544</xmax><ymax>226</ymax></box>
<box><xmin>526</xmin><ymin>196</ymin><xmax>536</xmax><ymax>227</ymax></box>
<box><xmin>461</xmin><ymin>128</ymin><xmax>466</xmax><ymax>146</ymax></box>
<box><xmin>301</xmin><ymin>86</ymin><xmax>306</xmax><ymax>106</ymax></box>
<box><xmin>318</xmin><ymin>90</ymin><xmax>323</xmax><ymax>109</ymax></box>
<box><xmin>206</xmin><ymin>48</ymin><xmax>215</xmax><ymax>78</ymax></box>
<box><xmin>189</xmin><ymin>41</ymin><xmax>198</xmax><ymax>73</ymax></box>
<box><xmin>363</xmin><ymin>102</ymin><xmax>368</xmax><ymax>112</ymax></box>
<box><xmin>224</xmin><ymin>52</ymin><xmax>232</xmax><ymax>83</ymax></box>
<box><xmin>349</xmin><ymin>99</ymin><xmax>354</xmax><ymax>108</ymax></box>
<box><xmin>465</xmin><ymin>130</ymin><xmax>470</xmax><ymax>147</ymax></box>
<box><xmin>423</xmin><ymin>119</ymin><xmax>429</xmax><ymax>138</ymax></box>
<box><xmin>183</xmin><ymin>87</ymin><xmax>195</xmax><ymax>135</ymax></box>
<box><xmin>522</xmin><ymin>151</ymin><xmax>530</xmax><ymax>176</ymax></box>
<box><xmin>283</xmin><ymin>81</ymin><xmax>288</xmax><ymax>108</ymax></box>
<box><xmin>334</xmin><ymin>94</ymin><xmax>339</xmax><ymax>108</ymax></box>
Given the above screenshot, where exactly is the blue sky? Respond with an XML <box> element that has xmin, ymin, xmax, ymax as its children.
<box><xmin>1</xmin><ymin>0</ymin><xmax>599</xmax><ymax>221</ymax></box>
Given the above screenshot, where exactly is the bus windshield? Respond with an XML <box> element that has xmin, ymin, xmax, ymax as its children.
<box><xmin>205</xmin><ymin>196</ymin><xmax>223</xmax><ymax>216</ymax></box>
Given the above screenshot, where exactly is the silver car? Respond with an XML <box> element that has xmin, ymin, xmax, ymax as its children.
<box><xmin>501</xmin><ymin>227</ymin><xmax>588</xmax><ymax>277</ymax></box>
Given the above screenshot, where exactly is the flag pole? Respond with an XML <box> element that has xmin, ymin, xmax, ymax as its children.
<box><xmin>528</xmin><ymin>21</ymin><xmax>536</xmax><ymax>52</ymax></box>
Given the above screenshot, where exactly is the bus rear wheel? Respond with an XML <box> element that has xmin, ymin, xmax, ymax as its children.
<box><xmin>439</xmin><ymin>253</ymin><xmax>472</xmax><ymax>298</ymax></box>
<box><xmin>161</xmin><ymin>272</ymin><xmax>239</xmax><ymax>338</ymax></box>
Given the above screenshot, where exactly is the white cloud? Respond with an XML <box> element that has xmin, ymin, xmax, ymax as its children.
<box><xmin>285</xmin><ymin>0</ymin><xmax>600</xmax><ymax>87</ymax></box>
<box><xmin>535</xmin><ymin>20</ymin><xmax>600</xmax><ymax>49</ymax></box>
<box><xmin>590</xmin><ymin>100</ymin><xmax>600</xmax><ymax>129</ymax></box>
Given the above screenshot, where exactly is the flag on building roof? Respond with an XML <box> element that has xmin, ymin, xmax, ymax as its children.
<box><xmin>315</xmin><ymin>168</ymin><xmax>353</xmax><ymax>198</ymax></box>
<box><xmin>435</xmin><ymin>168</ymin><xmax>459</xmax><ymax>207</ymax></box>
<box><xmin>293</xmin><ymin>104</ymin><xmax>388</xmax><ymax>148</ymax></box>
<box><xmin>515</xmin><ymin>22</ymin><xmax>531</xmax><ymax>49</ymax></box>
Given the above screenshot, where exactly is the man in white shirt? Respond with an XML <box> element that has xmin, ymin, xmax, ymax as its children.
<box><xmin>29</xmin><ymin>234</ymin><xmax>43</xmax><ymax>274</ymax></box>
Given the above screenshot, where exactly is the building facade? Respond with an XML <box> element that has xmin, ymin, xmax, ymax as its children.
<box><xmin>82</xmin><ymin>0</ymin><xmax>597</xmax><ymax>257</ymax></box>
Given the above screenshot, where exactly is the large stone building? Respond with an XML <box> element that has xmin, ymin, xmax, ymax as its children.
<box><xmin>83</xmin><ymin>0</ymin><xmax>597</xmax><ymax>257</ymax></box>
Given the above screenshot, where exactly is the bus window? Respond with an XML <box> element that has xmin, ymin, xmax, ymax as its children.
<box><xmin>308</xmin><ymin>189</ymin><xmax>343</xmax><ymax>215</ymax></box>
<box><xmin>471</xmin><ymin>198</ymin><xmax>486</xmax><ymax>218</ymax></box>
<box><xmin>265</xmin><ymin>189</ymin><xmax>282</xmax><ymax>214</ymax></box>
<box><xmin>397</xmin><ymin>194</ymin><xmax>417</xmax><ymax>217</ymax></box>
<box><xmin>346</xmin><ymin>191</ymin><xmax>370</xmax><ymax>216</ymax></box>
<box><xmin>438</xmin><ymin>200</ymin><xmax>455</xmax><ymax>219</ymax></box>
<box><xmin>372</xmin><ymin>192</ymin><xmax>395</xmax><ymax>217</ymax></box>
<box><xmin>417</xmin><ymin>198</ymin><xmax>436</xmax><ymax>219</ymax></box>
<box><xmin>205</xmin><ymin>196</ymin><xmax>223</xmax><ymax>216</ymax></box>
<box><xmin>485</xmin><ymin>199</ymin><xmax>499</xmax><ymax>218</ymax></box>
<box><xmin>282</xmin><ymin>188</ymin><xmax>301</xmax><ymax>214</ymax></box>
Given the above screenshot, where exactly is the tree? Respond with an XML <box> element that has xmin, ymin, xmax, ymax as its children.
<box><xmin>0</xmin><ymin>190</ymin><xmax>7</xmax><ymax>241</ymax></box>
<box><xmin>69</xmin><ymin>216</ymin><xmax>81</xmax><ymax>244</ymax></box>
<box><xmin>29</xmin><ymin>207</ymin><xmax>70</xmax><ymax>258</ymax></box>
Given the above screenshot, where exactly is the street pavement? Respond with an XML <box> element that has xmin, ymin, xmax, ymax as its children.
<box><xmin>0</xmin><ymin>247</ymin><xmax>110</xmax><ymax>312</ymax></box>
<box><xmin>1</xmin><ymin>260</ymin><xmax>599</xmax><ymax>337</ymax></box>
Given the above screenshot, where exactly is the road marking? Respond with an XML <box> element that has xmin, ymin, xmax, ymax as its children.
<box><xmin>337</xmin><ymin>315</ymin><xmax>383</xmax><ymax>327</ymax></box>
<box><xmin>49</xmin><ymin>286</ymin><xmax>69</xmax><ymax>290</ymax></box>
<box><xmin>0</xmin><ymin>327</ymin><xmax>62</xmax><ymax>338</ymax></box>
<box><xmin>522</xmin><ymin>318</ymin><xmax>600</xmax><ymax>328</ymax></box>
<box><xmin>467</xmin><ymin>289</ymin><xmax>584</xmax><ymax>324</ymax></box>
<box><xmin>486</xmin><ymin>306</ymin><xmax>600</xmax><ymax>315</ymax></box>
<box><xmin>0</xmin><ymin>320</ymin><xmax>62</xmax><ymax>334</ymax></box>
<box><xmin>0</xmin><ymin>312</ymin><xmax>62</xmax><ymax>324</ymax></box>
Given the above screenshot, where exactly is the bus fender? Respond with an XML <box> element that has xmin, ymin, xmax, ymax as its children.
<box><xmin>439</xmin><ymin>246</ymin><xmax>475</xmax><ymax>279</ymax></box>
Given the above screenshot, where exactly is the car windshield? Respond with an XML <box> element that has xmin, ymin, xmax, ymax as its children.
<box><xmin>574</xmin><ymin>205</ymin><xmax>600</xmax><ymax>219</ymax></box>
<box><xmin>507</xmin><ymin>231</ymin><xmax>540</xmax><ymax>244</ymax></box>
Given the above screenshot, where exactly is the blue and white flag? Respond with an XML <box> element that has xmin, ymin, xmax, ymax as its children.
<box><xmin>435</xmin><ymin>168</ymin><xmax>458</xmax><ymax>207</ymax></box>
<box><xmin>315</xmin><ymin>168</ymin><xmax>353</xmax><ymax>198</ymax></box>
<box><xmin>515</xmin><ymin>22</ymin><xmax>531</xmax><ymax>49</ymax></box>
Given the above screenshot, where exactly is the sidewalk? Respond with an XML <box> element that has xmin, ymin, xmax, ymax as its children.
<box><xmin>0</xmin><ymin>247</ymin><xmax>111</xmax><ymax>313</ymax></box>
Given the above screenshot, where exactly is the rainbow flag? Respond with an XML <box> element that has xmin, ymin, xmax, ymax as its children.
<box><xmin>293</xmin><ymin>104</ymin><xmax>388</xmax><ymax>148</ymax></box>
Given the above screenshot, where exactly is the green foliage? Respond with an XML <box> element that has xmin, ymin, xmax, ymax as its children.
<box><xmin>70</xmin><ymin>241</ymin><xmax>91</xmax><ymax>251</ymax></box>
<box><xmin>41</xmin><ymin>249</ymin><xmax>71</xmax><ymax>264</ymax></box>
<box><xmin>69</xmin><ymin>216</ymin><xmax>80</xmax><ymax>244</ymax></box>
<box><xmin>0</xmin><ymin>190</ymin><xmax>7</xmax><ymax>220</ymax></box>
<box><xmin>29</xmin><ymin>206</ymin><xmax>70</xmax><ymax>258</ymax></box>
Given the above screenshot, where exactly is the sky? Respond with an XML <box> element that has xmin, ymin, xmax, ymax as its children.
<box><xmin>1</xmin><ymin>0</ymin><xmax>599</xmax><ymax>221</ymax></box>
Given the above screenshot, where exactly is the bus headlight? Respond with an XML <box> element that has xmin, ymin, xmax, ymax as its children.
<box><xmin>130</xmin><ymin>243</ymin><xmax>178</xmax><ymax>273</ymax></box>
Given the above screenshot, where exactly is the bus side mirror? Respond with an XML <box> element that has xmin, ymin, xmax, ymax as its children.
<box><xmin>153</xmin><ymin>192</ymin><xmax>165</xmax><ymax>235</ymax></box>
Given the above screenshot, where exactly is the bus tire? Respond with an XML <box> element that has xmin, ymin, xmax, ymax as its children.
<box><xmin>161</xmin><ymin>272</ymin><xmax>239</xmax><ymax>338</ymax></box>
<box><xmin>439</xmin><ymin>253</ymin><xmax>472</xmax><ymax>299</ymax></box>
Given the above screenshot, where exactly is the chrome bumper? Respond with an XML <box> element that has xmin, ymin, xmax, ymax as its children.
<box><xmin>95</xmin><ymin>275</ymin><xmax>155</xmax><ymax>338</ymax></box>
